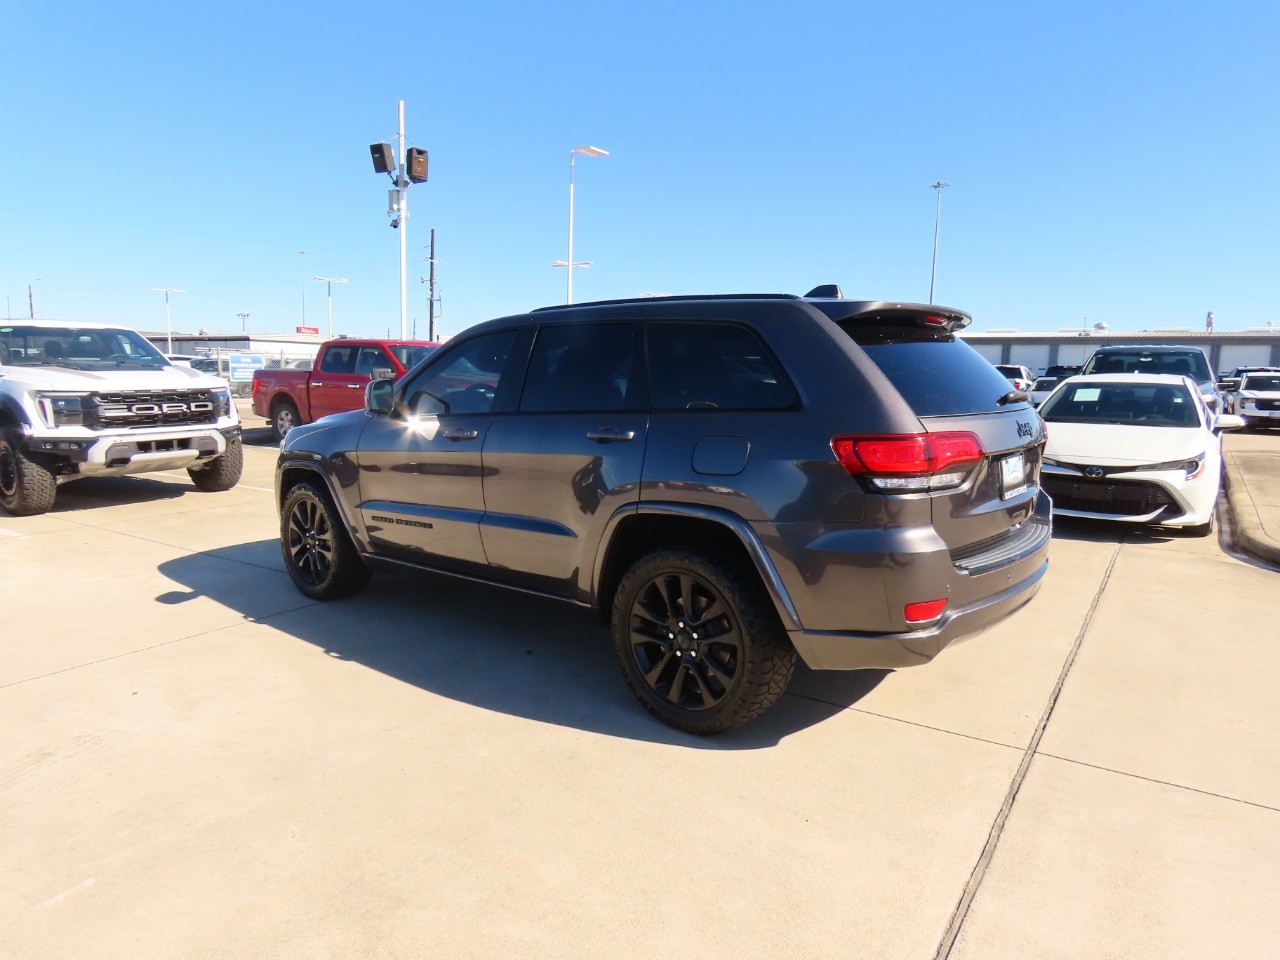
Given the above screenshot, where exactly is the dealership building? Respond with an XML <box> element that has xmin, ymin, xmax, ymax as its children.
<box><xmin>959</xmin><ymin>325</ymin><xmax>1280</xmax><ymax>376</ymax></box>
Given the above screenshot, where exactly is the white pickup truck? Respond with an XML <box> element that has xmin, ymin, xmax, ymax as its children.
<box><xmin>0</xmin><ymin>320</ymin><xmax>242</xmax><ymax>516</ymax></box>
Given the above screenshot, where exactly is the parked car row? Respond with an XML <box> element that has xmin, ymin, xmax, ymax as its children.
<box><xmin>6</xmin><ymin>302</ymin><xmax>1259</xmax><ymax>735</ymax></box>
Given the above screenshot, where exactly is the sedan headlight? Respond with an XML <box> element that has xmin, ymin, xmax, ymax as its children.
<box><xmin>1144</xmin><ymin>452</ymin><xmax>1206</xmax><ymax>480</ymax></box>
<box><xmin>35</xmin><ymin>392</ymin><xmax>90</xmax><ymax>427</ymax></box>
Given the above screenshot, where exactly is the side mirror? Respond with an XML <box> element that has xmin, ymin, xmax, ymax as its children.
<box><xmin>1215</xmin><ymin>413</ymin><xmax>1245</xmax><ymax>431</ymax></box>
<box><xmin>365</xmin><ymin>378</ymin><xmax>394</xmax><ymax>414</ymax></box>
<box><xmin>371</xmin><ymin>367</ymin><xmax>394</xmax><ymax>381</ymax></box>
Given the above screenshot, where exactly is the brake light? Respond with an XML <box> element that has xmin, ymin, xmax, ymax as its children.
<box><xmin>831</xmin><ymin>432</ymin><xmax>985</xmax><ymax>491</ymax></box>
<box><xmin>905</xmin><ymin>599</ymin><xmax>947</xmax><ymax>623</ymax></box>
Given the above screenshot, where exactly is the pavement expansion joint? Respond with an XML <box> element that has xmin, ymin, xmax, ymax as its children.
<box><xmin>931</xmin><ymin>536</ymin><xmax>1126</xmax><ymax>960</ymax></box>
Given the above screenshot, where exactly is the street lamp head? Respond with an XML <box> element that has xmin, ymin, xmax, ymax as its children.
<box><xmin>572</xmin><ymin>145</ymin><xmax>609</xmax><ymax>158</ymax></box>
<box><xmin>931</xmin><ymin>181</ymin><xmax>949</xmax><ymax>190</ymax></box>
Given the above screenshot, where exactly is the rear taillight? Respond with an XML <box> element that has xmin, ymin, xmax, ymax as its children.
<box><xmin>831</xmin><ymin>432</ymin><xmax>985</xmax><ymax>492</ymax></box>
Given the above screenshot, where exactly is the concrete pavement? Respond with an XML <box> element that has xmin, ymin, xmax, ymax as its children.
<box><xmin>2</xmin><ymin>415</ymin><xmax>1279</xmax><ymax>959</ymax></box>
<box><xmin>1223</xmin><ymin>430</ymin><xmax>1280</xmax><ymax>566</ymax></box>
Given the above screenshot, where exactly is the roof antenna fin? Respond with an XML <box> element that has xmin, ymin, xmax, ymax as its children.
<box><xmin>804</xmin><ymin>284</ymin><xmax>843</xmax><ymax>299</ymax></box>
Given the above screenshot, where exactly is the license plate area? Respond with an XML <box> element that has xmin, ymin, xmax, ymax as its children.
<box><xmin>1000</xmin><ymin>453</ymin><xmax>1027</xmax><ymax>499</ymax></box>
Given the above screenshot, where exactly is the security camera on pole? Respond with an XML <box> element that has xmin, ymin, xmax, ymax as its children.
<box><xmin>369</xmin><ymin>100</ymin><xmax>429</xmax><ymax>339</ymax></box>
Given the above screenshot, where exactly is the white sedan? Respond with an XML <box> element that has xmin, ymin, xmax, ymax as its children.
<box><xmin>1038</xmin><ymin>373</ymin><xmax>1244</xmax><ymax>536</ymax></box>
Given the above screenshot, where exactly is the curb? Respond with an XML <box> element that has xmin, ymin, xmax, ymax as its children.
<box><xmin>1223</xmin><ymin>454</ymin><xmax>1280</xmax><ymax>567</ymax></box>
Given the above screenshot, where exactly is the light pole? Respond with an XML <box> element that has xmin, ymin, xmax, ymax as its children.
<box><xmin>148</xmin><ymin>287</ymin><xmax>186</xmax><ymax>354</ymax></box>
<box><xmin>27</xmin><ymin>277</ymin><xmax>42</xmax><ymax>319</ymax></box>
<box><xmin>297</xmin><ymin>250</ymin><xmax>309</xmax><ymax>326</ymax></box>
<box><xmin>312</xmin><ymin>276</ymin><xmax>348</xmax><ymax>340</ymax></box>
<box><xmin>929</xmin><ymin>181</ymin><xmax>949</xmax><ymax>304</ymax></box>
<box><xmin>237</xmin><ymin>312</ymin><xmax>250</xmax><ymax>333</ymax></box>
<box><xmin>556</xmin><ymin>145</ymin><xmax>609</xmax><ymax>304</ymax></box>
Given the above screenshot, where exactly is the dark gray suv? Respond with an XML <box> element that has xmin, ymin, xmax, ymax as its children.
<box><xmin>274</xmin><ymin>290</ymin><xmax>1051</xmax><ymax>733</ymax></box>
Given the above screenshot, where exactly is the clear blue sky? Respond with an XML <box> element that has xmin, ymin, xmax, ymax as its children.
<box><xmin>3</xmin><ymin>0</ymin><xmax>1276</xmax><ymax>338</ymax></box>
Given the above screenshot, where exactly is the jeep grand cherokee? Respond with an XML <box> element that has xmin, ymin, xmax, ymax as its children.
<box><xmin>274</xmin><ymin>288</ymin><xmax>1051</xmax><ymax>733</ymax></box>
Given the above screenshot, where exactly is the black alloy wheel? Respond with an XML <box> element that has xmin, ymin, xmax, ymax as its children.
<box><xmin>279</xmin><ymin>482</ymin><xmax>371</xmax><ymax>599</ymax></box>
<box><xmin>611</xmin><ymin>549</ymin><xmax>796</xmax><ymax>734</ymax></box>
<box><xmin>628</xmin><ymin>571</ymin><xmax>743</xmax><ymax>712</ymax></box>
<box><xmin>287</xmin><ymin>492</ymin><xmax>335</xmax><ymax>587</ymax></box>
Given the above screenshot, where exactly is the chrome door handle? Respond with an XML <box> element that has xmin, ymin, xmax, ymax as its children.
<box><xmin>347</xmin><ymin>384</ymin><xmax>363</xmax><ymax>388</ymax></box>
<box><xmin>586</xmin><ymin>428</ymin><xmax>636</xmax><ymax>443</ymax></box>
<box><xmin>442</xmin><ymin>428</ymin><xmax>479</xmax><ymax>441</ymax></box>
<box><xmin>312</xmin><ymin>382</ymin><xmax>325</xmax><ymax>387</ymax></box>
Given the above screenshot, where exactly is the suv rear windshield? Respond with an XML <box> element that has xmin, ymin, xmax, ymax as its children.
<box><xmin>839</xmin><ymin>319</ymin><xmax>1022</xmax><ymax>416</ymax></box>
<box><xmin>1081</xmin><ymin>349</ymin><xmax>1212</xmax><ymax>382</ymax></box>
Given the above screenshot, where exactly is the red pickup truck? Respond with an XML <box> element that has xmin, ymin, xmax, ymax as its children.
<box><xmin>252</xmin><ymin>338</ymin><xmax>438</xmax><ymax>438</ymax></box>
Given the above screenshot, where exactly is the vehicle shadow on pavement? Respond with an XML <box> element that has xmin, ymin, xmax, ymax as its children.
<box><xmin>1050</xmin><ymin>517</ymin><xmax>1129</xmax><ymax>543</ymax></box>
<box><xmin>157</xmin><ymin>546</ymin><xmax>887</xmax><ymax>749</ymax></box>
<box><xmin>50</xmin><ymin>474</ymin><xmax>190</xmax><ymax>511</ymax></box>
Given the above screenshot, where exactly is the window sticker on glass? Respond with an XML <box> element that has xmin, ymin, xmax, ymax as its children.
<box><xmin>1072</xmin><ymin>387</ymin><xmax>1101</xmax><ymax>402</ymax></box>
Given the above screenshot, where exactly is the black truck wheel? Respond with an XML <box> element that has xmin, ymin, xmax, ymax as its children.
<box><xmin>0</xmin><ymin>431</ymin><xmax>57</xmax><ymax>517</ymax></box>
<box><xmin>187</xmin><ymin>438</ymin><xmax>244</xmax><ymax>492</ymax></box>
<box><xmin>611</xmin><ymin>548</ymin><xmax>796</xmax><ymax>735</ymax></box>
<box><xmin>280</xmin><ymin>481</ymin><xmax>371</xmax><ymax>600</ymax></box>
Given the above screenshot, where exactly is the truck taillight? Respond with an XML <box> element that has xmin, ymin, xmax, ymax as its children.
<box><xmin>830</xmin><ymin>432</ymin><xmax>985</xmax><ymax>492</ymax></box>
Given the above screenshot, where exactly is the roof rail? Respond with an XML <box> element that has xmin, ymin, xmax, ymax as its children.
<box><xmin>530</xmin><ymin>293</ymin><xmax>801</xmax><ymax>312</ymax></box>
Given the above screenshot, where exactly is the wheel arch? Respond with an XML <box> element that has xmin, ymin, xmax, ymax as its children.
<box><xmin>276</xmin><ymin>460</ymin><xmax>369</xmax><ymax>554</ymax></box>
<box><xmin>0</xmin><ymin>395</ymin><xmax>32</xmax><ymax>431</ymax></box>
<box><xmin>592</xmin><ymin>502</ymin><xmax>802</xmax><ymax>631</ymax></box>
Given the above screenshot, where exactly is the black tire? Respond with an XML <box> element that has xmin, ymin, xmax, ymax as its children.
<box><xmin>272</xmin><ymin>399</ymin><xmax>301</xmax><ymax>441</ymax></box>
<box><xmin>610</xmin><ymin>548</ymin><xmax>797</xmax><ymax>735</ymax></box>
<box><xmin>0</xmin><ymin>431</ymin><xmax>57</xmax><ymax>516</ymax></box>
<box><xmin>187</xmin><ymin>438</ymin><xmax>244</xmax><ymax>492</ymax></box>
<box><xmin>280</xmin><ymin>481</ymin><xmax>371</xmax><ymax>600</ymax></box>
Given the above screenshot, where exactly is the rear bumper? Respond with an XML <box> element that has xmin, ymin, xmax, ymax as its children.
<box><xmin>787</xmin><ymin>556</ymin><xmax>1048</xmax><ymax>669</ymax></box>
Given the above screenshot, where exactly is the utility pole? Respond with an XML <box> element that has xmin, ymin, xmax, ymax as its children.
<box><xmin>148</xmin><ymin>287</ymin><xmax>186</xmax><ymax>354</ymax></box>
<box><xmin>397</xmin><ymin>100</ymin><xmax>408</xmax><ymax>339</ymax></box>
<box><xmin>369</xmin><ymin>101</ymin><xmax>427</xmax><ymax>338</ymax></box>
<box><xmin>929</xmin><ymin>181</ymin><xmax>948</xmax><ymax>304</ymax></box>
<box><xmin>428</xmin><ymin>228</ymin><xmax>437</xmax><ymax>341</ymax></box>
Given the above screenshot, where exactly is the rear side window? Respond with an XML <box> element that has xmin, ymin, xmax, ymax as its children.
<box><xmin>647</xmin><ymin>322</ymin><xmax>796</xmax><ymax>411</ymax></box>
<box><xmin>520</xmin><ymin>323</ymin><xmax>634</xmax><ymax>413</ymax></box>
<box><xmin>320</xmin><ymin>346</ymin><xmax>355</xmax><ymax>374</ymax></box>
<box><xmin>841</xmin><ymin>320</ymin><xmax>1020</xmax><ymax>416</ymax></box>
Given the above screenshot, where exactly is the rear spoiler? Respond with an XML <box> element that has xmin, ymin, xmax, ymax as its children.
<box><xmin>805</xmin><ymin>298</ymin><xmax>973</xmax><ymax>332</ymax></box>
